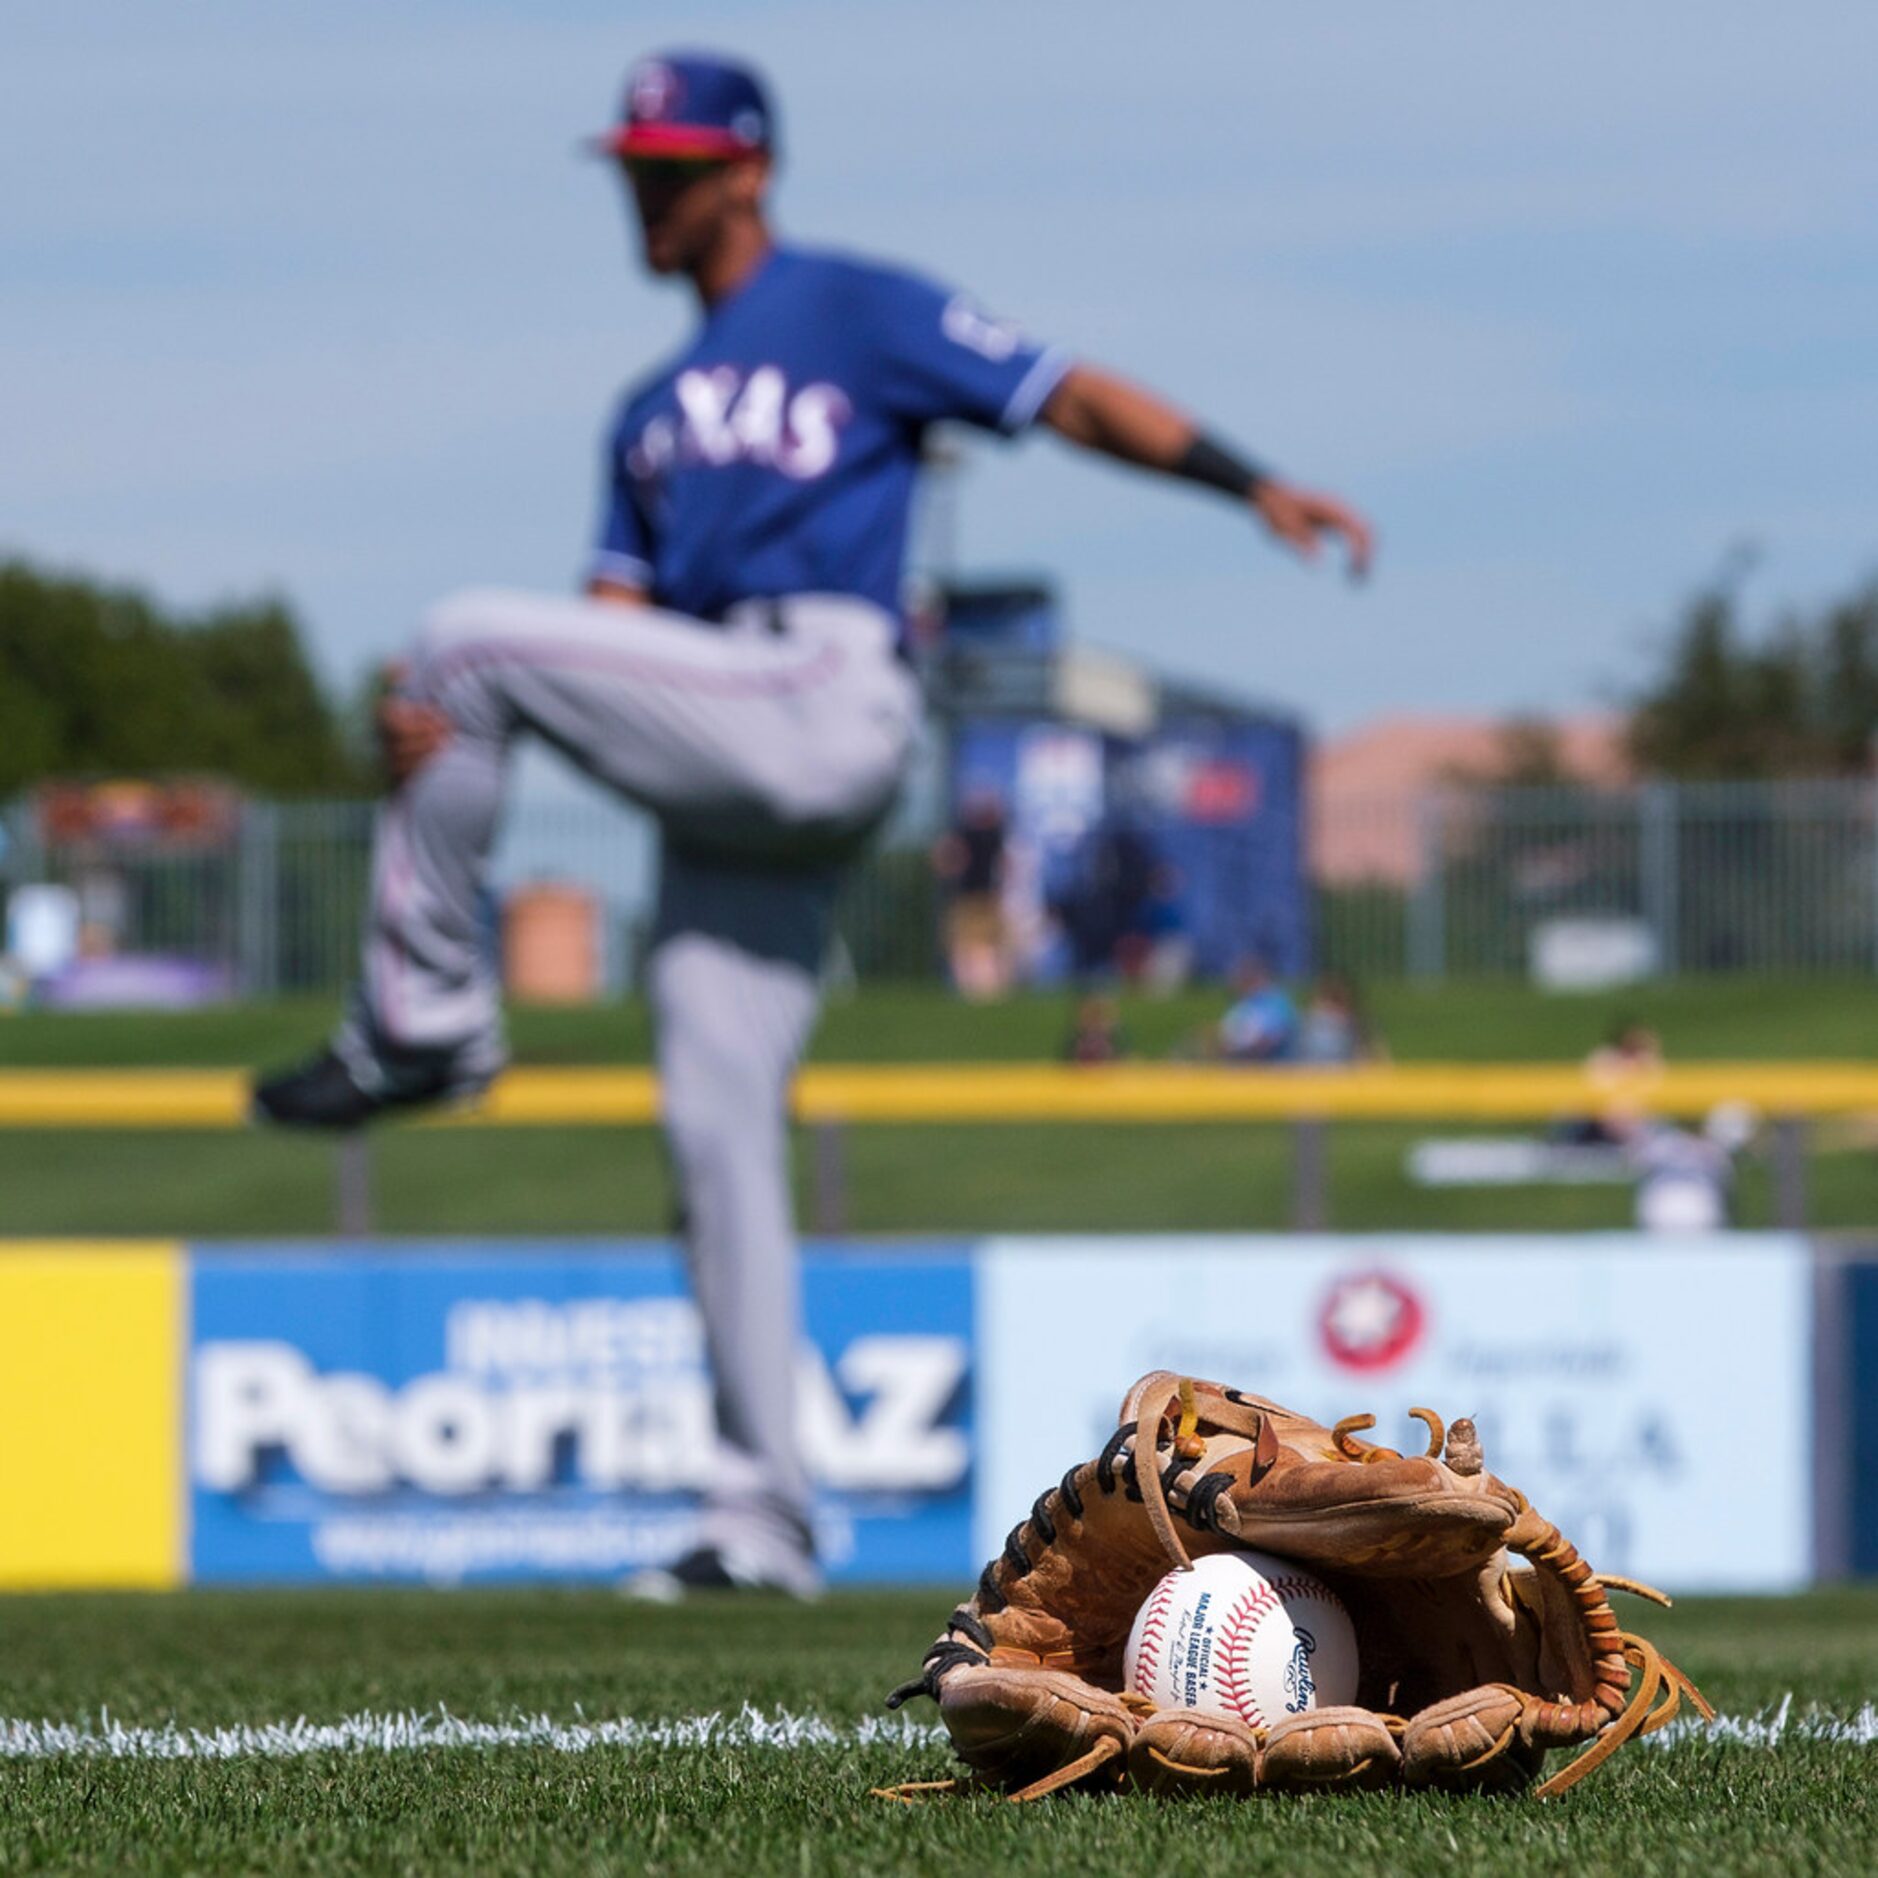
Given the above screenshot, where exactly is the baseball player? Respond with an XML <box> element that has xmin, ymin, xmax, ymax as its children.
<box><xmin>254</xmin><ymin>51</ymin><xmax>1373</xmax><ymax>1599</ymax></box>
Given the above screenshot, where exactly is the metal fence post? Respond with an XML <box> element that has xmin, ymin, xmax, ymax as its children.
<box><xmin>1771</xmin><ymin>1116</ymin><xmax>1809</xmax><ymax>1229</ymax></box>
<box><xmin>811</xmin><ymin>1120</ymin><xmax>849</xmax><ymax>1236</ymax></box>
<box><xmin>236</xmin><ymin>801</ymin><xmax>281</xmax><ymax>999</ymax></box>
<box><xmin>1641</xmin><ymin>782</ymin><xmax>1678</xmax><ymax>976</ymax></box>
<box><xmin>1811</xmin><ymin>1242</ymin><xmax>1853</xmax><ymax>1582</ymax></box>
<box><xmin>1291</xmin><ymin>1119</ymin><xmax>1329</xmax><ymax>1231</ymax></box>
<box><xmin>5</xmin><ymin>798</ymin><xmax>45</xmax><ymax>887</ymax></box>
<box><xmin>1870</xmin><ymin>776</ymin><xmax>1878</xmax><ymax>975</ymax></box>
<box><xmin>1409</xmin><ymin>793</ymin><xmax>1446</xmax><ymax>982</ymax></box>
<box><xmin>334</xmin><ymin>1136</ymin><xmax>375</xmax><ymax>1236</ymax></box>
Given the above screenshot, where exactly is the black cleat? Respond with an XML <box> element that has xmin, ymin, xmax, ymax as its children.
<box><xmin>251</xmin><ymin>1045</ymin><xmax>469</xmax><ymax>1131</ymax></box>
<box><xmin>620</xmin><ymin>1545</ymin><xmax>822</xmax><ymax>1603</ymax></box>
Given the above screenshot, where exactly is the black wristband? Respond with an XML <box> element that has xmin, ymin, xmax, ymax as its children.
<box><xmin>1174</xmin><ymin>433</ymin><xmax>1271</xmax><ymax>500</ymax></box>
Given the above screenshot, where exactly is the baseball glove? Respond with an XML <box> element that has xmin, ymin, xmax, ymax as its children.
<box><xmin>881</xmin><ymin>1370</ymin><xmax>1710</xmax><ymax>1802</ymax></box>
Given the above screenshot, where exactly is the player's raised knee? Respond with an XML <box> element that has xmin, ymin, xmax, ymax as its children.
<box><xmin>412</xmin><ymin>588</ymin><xmax>521</xmax><ymax>670</ymax></box>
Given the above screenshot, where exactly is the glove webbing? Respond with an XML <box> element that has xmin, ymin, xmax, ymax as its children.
<box><xmin>885</xmin><ymin>1438</ymin><xmax>1167</xmax><ymax>1710</ymax></box>
<box><xmin>887</xmin><ymin>1382</ymin><xmax>1272</xmax><ymax>1713</ymax></box>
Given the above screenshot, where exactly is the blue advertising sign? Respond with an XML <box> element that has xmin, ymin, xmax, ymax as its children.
<box><xmin>1119</xmin><ymin>715</ymin><xmax>1310</xmax><ymax>978</ymax></box>
<box><xmin>1850</xmin><ymin>1260</ymin><xmax>1878</xmax><ymax>1575</ymax></box>
<box><xmin>948</xmin><ymin>712</ymin><xmax>1310</xmax><ymax>984</ymax></box>
<box><xmin>189</xmin><ymin>1242</ymin><xmax>974</xmax><ymax>1585</ymax></box>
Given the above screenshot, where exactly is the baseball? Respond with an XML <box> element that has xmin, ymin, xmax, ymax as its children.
<box><xmin>1123</xmin><ymin>1550</ymin><xmax>1359</xmax><ymax>1728</ymax></box>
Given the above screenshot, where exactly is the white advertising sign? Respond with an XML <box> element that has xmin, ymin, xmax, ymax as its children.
<box><xmin>978</xmin><ymin>1235</ymin><xmax>1811</xmax><ymax>1593</ymax></box>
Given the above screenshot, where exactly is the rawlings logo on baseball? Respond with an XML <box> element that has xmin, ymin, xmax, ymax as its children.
<box><xmin>1282</xmin><ymin>1627</ymin><xmax>1317</xmax><ymax>1713</ymax></box>
<box><xmin>1123</xmin><ymin>1550</ymin><xmax>1358</xmax><ymax>1728</ymax></box>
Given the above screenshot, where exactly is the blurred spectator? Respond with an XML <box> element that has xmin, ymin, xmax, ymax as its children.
<box><xmin>1213</xmin><ymin>958</ymin><xmax>1297</xmax><ymax>1063</ymax></box>
<box><xmin>996</xmin><ymin>828</ymin><xmax>1055</xmax><ymax>987</ymax></box>
<box><xmin>933</xmin><ymin>789</ymin><xmax>1012</xmax><ymax>1000</ymax></box>
<box><xmin>1629</xmin><ymin>1106</ymin><xmax>1752</xmax><ymax>1231</ymax></box>
<box><xmin>1055</xmin><ymin>814</ymin><xmax>1159</xmax><ymax>982</ymax></box>
<box><xmin>1102</xmin><ymin>818</ymin><xmax>1158</xmax><ymax>952</ymax></box>
<box><xmin>1587</xmin><ymin>1019</ymin><xmax>1664</xmax><ymax>1084</ymax></box>
<box><xmin>1557</xmin><ymin>1018</ymin><xmax>1664</xmax><ymax>1145</ymax></box>
<box><xmin>1061</xmin><ymin>992</ymin><xmax>1129</xmax><ymax>1065</ymax></box>
<box><xmin>1297</xmin><ymin>972</ymin><xmax>1385</xmax><ymax>1065</ymax></box>
<box><xmin>1123</xmin><ymin>863</ymin><xmax>1193</xmax><ymax>992</ymax></box>
<box><xmin>1052</xmin><ymin>874</ymin><xmax>1112</xmax><ymax>982</ymax></box>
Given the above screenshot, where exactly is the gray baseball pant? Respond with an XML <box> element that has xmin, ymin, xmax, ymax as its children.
<box><xmin>343</xmin><ymin>586</ymin><xmax>920</xmax><ymax>1582</ymax></box>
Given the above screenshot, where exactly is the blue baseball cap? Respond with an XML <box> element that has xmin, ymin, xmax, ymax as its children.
<box><xmin>590</xmin><ymin>52</ymin><xmax>776</xmax><ymax>162</ymax></box>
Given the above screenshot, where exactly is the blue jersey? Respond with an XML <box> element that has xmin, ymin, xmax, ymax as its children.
<box><xmin>590</xmin><ymin>245</ymin><xmax>1069</xmax><ymax>622</ymax></box>
<box><xmin>1219</xmin><ymin>987</ymin><xmax>1297</xmax><ymax>1063</ymax></box>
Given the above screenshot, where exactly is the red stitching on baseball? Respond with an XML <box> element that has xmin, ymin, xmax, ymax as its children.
<box><xmin>1267</xmin><ymin>1576</ymin><xmax>1349</xmax><ymax>1618</ymax></box>
<box><xmin>1233</xmin><ymin>1583</ymin><xmax>1282</xmax><ymax>1623</ymax></box>
<box><xmin>1134</xmin><ymin>1616</ymin><xmax>1168</xmax><ymax>1688</ymax></box>
<box><xmin>1132</xmin><ymin>1577</ymin><xmax>1180</xmax><ymax>1691</ymax></box>
<box><xmin>1214</xmin><ymin>1581</ymin><xmax>1281</xmax><ymax>1726</ymax></box>
<box><xmin>1254</xmin><ymin>1577</ymin><xmax>1347</xmax><ymax>1721</ymax></box>
<box><xmin>1216</xmin><ymin>1595</ymin><xmax>1267</xmax><ymax>1728</ymax></box>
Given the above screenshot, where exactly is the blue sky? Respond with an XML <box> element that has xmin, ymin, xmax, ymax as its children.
<box><xmin>5</xmin><ymin>0</ymin><xmax>1876</xmax><ymax>740</ymax></box>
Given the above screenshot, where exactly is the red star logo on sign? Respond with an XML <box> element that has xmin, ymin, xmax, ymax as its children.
<box><xmin>1318</xmin><ymin>1270</ymin><xmax>1425</xmax><ymax>1372</ymax></box>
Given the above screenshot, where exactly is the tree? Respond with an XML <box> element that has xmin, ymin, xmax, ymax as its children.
<box><xmin>1626</xmin><ymin>567</ymin><xmax>1878</xmax><ymax>778</ymax></box>
<box><xmin>0</xmin><ymin>560</ymin><xmax>368</xmax><ymax>797</ymax></box>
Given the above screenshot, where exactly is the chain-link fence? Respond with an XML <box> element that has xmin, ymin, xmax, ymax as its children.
<box><xmin>0</xmin><ymin>792</ymin><xmax>941</xmax><ymax>997</ymax></box>
<box><xmin>5</xmin><ymin>779</ymin><xmax>1878</xmax><ymax>993</ymax></box>
<box><xmin>1316</xmin><ymin>781</ymin><xmax>1878</xmax><ymax>980</ymax></box>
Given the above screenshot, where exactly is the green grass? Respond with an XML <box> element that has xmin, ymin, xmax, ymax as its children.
<box><xmin>6</xmin><ymin>975</ymin><xmax>1878</xmax><ymax>1067</ymax></box>
<box><xmin>5</xmin><ymin>979</ymin><xmax>1878</xmax><ymax>1235</ymax></box>
<box><xmin>0</xmin><ymin>1587</ymin><xmax>1873</xmax><ymax>1875</ymax></box>
<box><xmin>0</xmin><ymin>1118</ymin><xmax>1852</xmax><ymax>1237</ymax></box>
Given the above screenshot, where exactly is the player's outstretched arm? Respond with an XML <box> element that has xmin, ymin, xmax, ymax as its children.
<box><xmin>1038</xmin><ymin>365</ymin><xmax>1373</xmax><ymax>580</ymax></box>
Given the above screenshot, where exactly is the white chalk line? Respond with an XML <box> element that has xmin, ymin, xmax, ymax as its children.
<box><xmin>0</xmin><ymin>1698</ymin><xmax>1872</xmax><ymax>1763</ymax></box>
<box><xmin>0</xmin><ymin>1705</ymin><xmax>945</xmax><ymax>1762</ymax></box>
<box><xmin>1648</xmin><ymin>1692</ymin><xmax>1878</xmax><ymax>1750</ymax></box>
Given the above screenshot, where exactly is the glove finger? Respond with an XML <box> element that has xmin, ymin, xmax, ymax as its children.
<box><xmin>1260</xmin><ymin>1706</ymin><xmax>1402</xmax><ymax>1791</ymax></box>
<box><xmin>1402</xmin><ymin>1686</ymin><xmax>1542</xmax><ymax>1793</ymax></box>
<box><xmin>937</xmin><ymin>1664</ymin><xmax>1134</xmax><ymax>1796</ymax></box>
<box><xmin>1128</xmin><ymin>1709</ymin><xmax>1259</xmax><ymax>1797</ymax></box>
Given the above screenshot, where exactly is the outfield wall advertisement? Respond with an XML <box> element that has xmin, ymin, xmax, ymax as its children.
<box><xmin>0</xmin><ymin>1233</ymin><xmax>1827</xmax><ymax>1592</ymax></box>
<box><xmin>189</xmin><ymin>1244</ymin><xmax>976</xmax><ymax>1585</ymax></box>
<box><xmin>976</xmin><ymin>1235</ymin><xmax>1814</xmax><ymax>1594</ymax></box>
